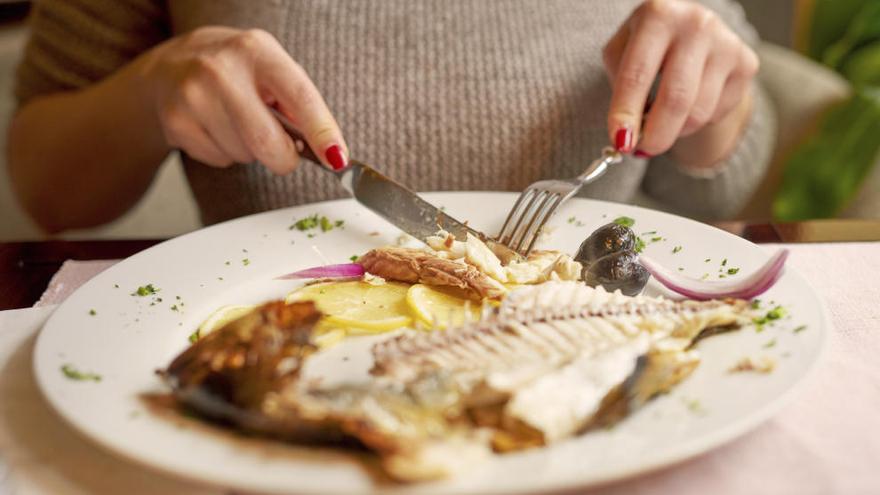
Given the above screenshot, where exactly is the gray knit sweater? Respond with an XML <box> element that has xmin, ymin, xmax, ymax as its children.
<box><xmin>16</xmin><ymin>0</ymin><xmax>776</xmax><ymax>225</ymax></box>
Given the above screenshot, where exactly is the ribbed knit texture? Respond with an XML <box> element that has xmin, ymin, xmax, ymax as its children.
<box><xmin>16</xmin><ymin>0</ymin><xmax>774</xmax><ymax>224</ymax></box>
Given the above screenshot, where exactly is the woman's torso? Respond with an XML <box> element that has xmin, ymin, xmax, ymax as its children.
<box><xmin>168</xmin><ymin>0</ymin><xmax>643</xmax><ymax>224</ymax></box>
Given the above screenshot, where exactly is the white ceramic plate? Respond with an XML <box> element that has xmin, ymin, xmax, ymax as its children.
<box><xmin>34</xmin><ymin>192</ymin><xmax>828</xmax><ymax>495</ymax></box>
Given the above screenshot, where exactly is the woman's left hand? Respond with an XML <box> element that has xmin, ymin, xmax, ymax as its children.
<box><xmin>603</xmin><ymin>0</ymin><xmax>760</xmax><ymax>161</ymax></box>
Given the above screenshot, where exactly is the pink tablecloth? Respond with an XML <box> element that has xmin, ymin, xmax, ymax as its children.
<box><xmin>4</xmin><ymin>242</ymin><xmax>880</xmax><ymax>494</ymax></box>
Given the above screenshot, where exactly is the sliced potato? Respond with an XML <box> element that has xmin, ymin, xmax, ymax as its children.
<box><xmin>406</xmin><ymin>284</ymin><xmax>482</xmax><ymax>329</ymax></box>
<box><xmin>287</xmin><ymin>281</ymin><xmax>413</xmax><ymax>332</ymax></box>
<box><xmin>197</xmin><ymin>304</ymin><xmax>257</xmax><ymax>337</ymax></box>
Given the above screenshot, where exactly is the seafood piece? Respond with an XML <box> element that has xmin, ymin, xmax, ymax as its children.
<box><xmin>358</xmin><ymin>246</ymin><xmax>507</xmax><ymax>300</ymax></box>
<box><xmin>163</xmin><ymin>283</ymin><xmax>751</xmax><ymax>481</ymax></box>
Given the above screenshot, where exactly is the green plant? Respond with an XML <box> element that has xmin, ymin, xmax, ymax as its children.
<box><xmin>773</xmin><ymin>0</ymin><xmax>880</xmax><ymax>220</ymax></box>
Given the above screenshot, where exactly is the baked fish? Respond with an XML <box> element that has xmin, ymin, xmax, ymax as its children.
<box><xmin>162</xmin><ymin>282</ymin><xmax>750</xmax><ymax>481</ymax></box>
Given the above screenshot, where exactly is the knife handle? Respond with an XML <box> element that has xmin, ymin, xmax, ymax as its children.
<box><xmin>268</xmin><ymin>107</ymin><xmax>322</xmax><ymax>165</ymax></box>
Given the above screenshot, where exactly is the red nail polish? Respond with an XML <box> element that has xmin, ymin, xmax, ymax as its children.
<box><xmin>614</xmin><ymin>127</ymin><xmax>633</xmax><ymax>153</ymax></box>
<box><xmin>634</xmin><ymin>150</ymin><xmax>652</xmax><ymax>159</ymax></box>
<box><xmin>324</xmin><ymin>145</ymin><xmax>347</xmax><ymax>170</ymax></box>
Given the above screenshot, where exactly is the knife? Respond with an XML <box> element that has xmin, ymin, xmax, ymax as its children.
<box><xmin>269</xmin><ymin>109</ymin><xmax>521</xmax><ymax>262</ymax></box>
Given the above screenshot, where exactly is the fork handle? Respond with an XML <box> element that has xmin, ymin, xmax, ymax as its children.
<box><xmin>577</xmin><ymin>147</ymin><xmax>623</xmax><ymax>185</ymax></box>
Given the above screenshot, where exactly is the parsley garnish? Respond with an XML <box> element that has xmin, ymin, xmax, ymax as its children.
<box><xmin>242</xmin><ymin>258</ymin><xmax>250</xmax><ymax>266</ymax></box>
<box><xmin>753</xmin><ymin>305</ymin><xmax>787</xmax><ymax>330</ymax></box>
<box><xmin>350</xmin><ymin>255</ymin><xmax>359</xmax><ymax>262</ymax></box>
<box><xmin>291</xmin><ymin>214</ymin><xmax>319</xmax><ymax>231</ymax></box>
<box><xmin>88</xmin><ymin>309</ymin><xmax>96</xmax><ymax>316</ymax></box>
<box><xmin>188</xmin><ymin>330</ymin><xmax>200</xmax><ymax>343</ymax></box>
<box><xmin>61</xmin><ymin>364</ymin><xmax>101</xmax><ymax>382</ymax></box>
<box><xmin>132</xmin><ymin>284</ymin><xmax>159</xmax><ymax>297</ymax></box>
<box><xmin>750</xmin><ymin>299</ymin><xmax>762</xmax><ymax>309</ymax></box>
<box><xmin>727</xmin><ymin>267</ymin><xmax>740</xmax><ymax>275</ymax></box>
<box><xmin>672</xmin><ymin>246</ymin><xmax>682</xmax><ymax>254</ymax></box>
<box><xmin>793</xmin><ymin>325</ymin><xmax>807</xmax><ymax>333</ymax></box>
<box><xmin>170</xmin><ymin>304</ymin><xmax>179</xmax><ymax>312</ymax></box>
<box><xmin>763</xmin><ymin>339</ymin><xmax>777</xmax><ymax>348</ymax></box>
<box><xmin>634</xmin><ymin>237</ymin><xmax>646</xmax><ymax>253</ymax></box>
<box><xmin>721</xmin><ymin>258</ymin><xmax>728</xmax><ymax>266</ymax></box>
<box><xmin>613</xmin><ymin>216</ymin><xmax>635</xmax><ymax>228</ymax></box>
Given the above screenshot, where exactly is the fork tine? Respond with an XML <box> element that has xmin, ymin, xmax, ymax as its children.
<box><xmin>514</xmin><ymin>192</ymin><xmax>563</xmax><ymax>255</ymax></box>
<box><xmin>504</xmin><ymin>189</ymin><xmax>545</xmax><ymax>248</ymax></box>
<box><xmin>497</xmin><ymin>189</ymin><xmax>536</xmax><ymax>245</ymax></box>
<box><xmin>511</xmin><ymin>192</ymin><xmax>559</xmax><ymax>254</ymax></box>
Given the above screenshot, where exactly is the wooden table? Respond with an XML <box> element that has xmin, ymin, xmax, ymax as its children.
<box><xmin>2</xmin><ymin>219</ymin><xmax>879</xmax><ymax>311</ymax></box>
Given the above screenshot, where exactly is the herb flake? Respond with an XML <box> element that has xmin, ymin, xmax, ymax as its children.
<box><xmin>132</xmin><ymin>284</ymin><xmax>159</xmax><ymax>297</ymax></box>
<box><xmin>61</xmin><ymin>364</ymin><xmax>101</xmax><ymax>382</ymax></box>
<box><xmin>613</xmin><ymin>216</ymin><xmax>635</xmax><ymax>228</ymax></box>
<box><xmin>672</xmin><ymin>246</ymin><xmax>682</xmax><ymax>254</ymax></box>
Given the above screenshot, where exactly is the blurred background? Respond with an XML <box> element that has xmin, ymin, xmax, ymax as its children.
<box><xmin>0</xmin><ymin>0</ymin><xmax>878</xmax><ymax>241</ymax></box>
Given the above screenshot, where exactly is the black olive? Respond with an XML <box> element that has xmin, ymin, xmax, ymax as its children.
<box><xmin>582</xmin><ymin>250</ymin><xmax>650</xmax><ymax>296</ymax></box>
<box><xmin>575</xmin><ymin>223</ymin><xmax>636</xmax><ymax>266</ymax></box>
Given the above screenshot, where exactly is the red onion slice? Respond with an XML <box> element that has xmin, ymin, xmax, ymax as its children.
<box><xmin>276</xmin><ymin>263</ymin><xmax>365</xmax><ymax>280</ymax></box>
<box><xmin>639</xmin><ymin>249</ymin><xmax>789</xmax><ymax>300</ymax></box>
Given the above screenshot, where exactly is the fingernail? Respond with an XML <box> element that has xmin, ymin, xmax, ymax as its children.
<box><xmin>634</xmin><ymin>150</ymin><xmax>652</xmax><ymax>159</ymax></box>
<box><xmin>324</xmin><ymin>145</ymin><xmax>347</xmax><ymax>170</ymax></box>
<box><xmin>614</xmin><ymin>126</ymin><xmax>633</xmax><ymax>153</ymax></box>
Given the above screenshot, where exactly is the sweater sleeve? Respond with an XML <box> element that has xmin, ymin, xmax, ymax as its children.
<box><xmin>15</xmin><ymin>0</ymin><xmax>169</xmax><ymax>106</ymax></box>
<box><xmin>639</xmin><ymin>0</ymin><xmax>776</xmax><ymax>220</ymax></box>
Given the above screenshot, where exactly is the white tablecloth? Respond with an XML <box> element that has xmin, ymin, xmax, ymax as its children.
<box><xmin>1</xmin><ymin>243</ymin><xmax>879</xmax><ymax>494</ymax></box>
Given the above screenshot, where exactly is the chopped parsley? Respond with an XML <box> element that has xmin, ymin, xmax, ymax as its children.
<box><xmin>132</xmin><ymin>284</ymin><xmax>159</xmax><ymax>297</ymax></box>
<box><xmin>753</xmin><ymin>305</ymin><xmax>788</xmax><ymax>330</ymax></box>
<box><xmin>567</xmin><ymin>216</ymin><xmax>585</xmax><ymax>227</ymax></box>
<box><xmin>750</xmin><ymin>299</ymin><xmax>762</xmax><ymax>309</ymax></box>
<box><xmin>225</xmin><ymin>261</ymin><xmax>230</xmax><ymax>266</ymax></box>
<box><xmin>613</xmin><ymin>216</ymin><xmax>635</xmax><ymax>228</ymax></box>
<box><xmin>650</xmin><ymin>236</ymin><xmax>663</xmax><ymax>242</ymax></box>
<box><xmin>113</xmin><ymin>284</ymin><xmax>119</xmax><ymax>289</ymax></box>
<box><xmin>291</xmin><ymin>214</ymin><xmax>319</xmax><ymax>231</ymax></box>
<box><xmin>704</xmin><ymin>258</ymin><xmax>711</xmax><ymax>263</ymax></box>
<box><xmin>678</xmin><ymin>267</ymin><xmax>684</xmax><ymax>271</ymax></box>
<box><xmin>350</xmin><ymin>255</ymin><xmax>359</xmax><ymax>262</ymax></box>
<box><xmin>721</xmin><ymin>258</ymin><xmax>728</xmax><ymax>266</ymax></box>
<box><xmin>672</xmin><ymin>246</ymin><xmax>682</xmax><ymax>254</ymax></box>
<box><xmin>88</xmin><ymin>309</ymin><xmax>96</xmax><ymax>316</ymax></box>
<box><xmin>291</xmin><ymin>214</ymin><xmax>345</xmax><ymax>233</ymax></box>
<box><xmin>634</xmin><ymin>237</ymin><xmax>646</xmax><ymax>253</ymax></box>
<box><xmin>170</xmin><ymin>304</ymin><xmax>179</xmax><ymax>312</ymax></box>
<box><xmin>763</xmin><ymin>339</ymin><xmax>777</xmax><ymax>348</ymax></box>
<box><xmin>188</xmin><ymin>330</ymin><xmax>200</xmax><ymax>343</ymax></box>
<box><xmin>793</xmin><ymin>325</ymin><xmax>807</xmax><ymax>333</ymax></box>
<box><xmin>727</xmin><ymin>267</ymin><xmax>740</xmax><ymax>275</ymax></box>
<box><xmin>242</xmin><ymin>258</ymin><xmax>250</xmax><ymax>266</ymax></box>
<box><xmin>61</xmin><ymin>364</ymin><xmax>101</xmax><ymax>382</ymax></box>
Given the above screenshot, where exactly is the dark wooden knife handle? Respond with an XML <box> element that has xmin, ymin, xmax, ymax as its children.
<box><xmin>268</xmin><ymin>107</ymin><xmax>322</xmax><ymax>165</ymax></box>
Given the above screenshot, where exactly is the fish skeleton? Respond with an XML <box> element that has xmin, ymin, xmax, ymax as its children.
<box><xmin>162</xmin><ymin>281</ymin><xmax>751</xmax><ymax>481</ymax></box>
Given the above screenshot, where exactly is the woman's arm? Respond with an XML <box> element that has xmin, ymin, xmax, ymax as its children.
<box><xmin>8</xmin><ymin>61</ymin><xmax>169</xmax><ymax>232</ymax></box>
<box><xmin>8</xmin><ymin>26</ymin><xmax>348</xmax><ymax>233</ymax></box>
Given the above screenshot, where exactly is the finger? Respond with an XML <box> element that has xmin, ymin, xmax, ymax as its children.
<box><xmin>638</xmin><ymin>35</ymin><xmax>710</xmax><ymax>156</ymax></box>
<box><xmin>679</xmin><ymin>56</ymin><xmax>730</xmax><ymax>136</ymax></box>
<box><xmin>607</xmin><ymin>17</ymin><xmax>672</xmax><ymax>153</ymax></box>
<box><xmin>168</xmin><ymin>116</ymin><xmax>234</xmax><ymax>167</ymax></box>
<box><xmin>180</xmin><ymin>81</ymin><xmax>254</xmax><ymax>164</ymax></box>
<box><xmin>712</xmin><ymin>48</ymin><xmax>759</xmax><ymax>122</ymax></box>
<box><xmin>212</xmin><ymin>71</ymin><xmax>302</xmax><ymax>175</ymax></box>
<box><xmin>602</xmin><ymin>25</ymin><xmax>630</xmax><ymax>81</ymax></box>
<box><xmin>254</xmin><ymin>37</ymin><xmax>348</xmax><ymax>170</ymax></box>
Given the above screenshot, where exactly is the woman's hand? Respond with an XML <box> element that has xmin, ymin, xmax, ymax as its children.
<box><xmin>603</xmin><ymin>0</ymin><xmax>759</xmax><ymax>166</ymax></box>
<box><xmin>134</xmin><ymin>26</ymin><xmax>347</xmax><ymax>172</ymax></box>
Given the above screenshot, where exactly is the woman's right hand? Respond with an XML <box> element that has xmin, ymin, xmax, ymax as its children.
<box><xmin>133</xmin><ymin>26</ymin><xmax>348</xmax><ymax>173</ymax></box>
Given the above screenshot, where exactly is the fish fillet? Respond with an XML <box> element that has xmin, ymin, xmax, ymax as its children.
<box><xmin>163</xmin><ymin>282</ymin><xmax>751</xmax><ymax>481</ymax></box>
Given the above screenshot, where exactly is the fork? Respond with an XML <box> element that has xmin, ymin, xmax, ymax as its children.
<box><xmin>495</xmin><ymin>147</ymin><xmax>623</xmax><ymax>256</ymax></box>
